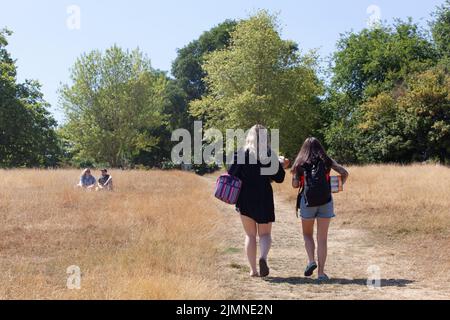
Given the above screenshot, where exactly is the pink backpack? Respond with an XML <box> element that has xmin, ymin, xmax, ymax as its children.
<box><xmin>214</xmin><ymin>174</ymin><xmax>242</xmax><ymax>205</ymax></box>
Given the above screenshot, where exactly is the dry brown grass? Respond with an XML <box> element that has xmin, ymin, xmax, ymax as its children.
<box><xmin>0</xmin><ymin>169</ymin><xmax>226</xmax><ymax>300</ymax></box>
<box><xmin>1</xmin><ymin>165</ymin><xmax>449</xmax><ymax>300</ymax></box>
<box><xmin>275</xmin><ymin>164</ymin><xmax>450</xmax><ymax>237</ymax></box>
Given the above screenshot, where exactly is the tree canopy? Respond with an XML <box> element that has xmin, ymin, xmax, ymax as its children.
<box><xmin>172</xmin><ymin>20</ymin><xmax>237</xmax><ymax>102</ymax></box>
<box><xmin>0</xmin><ymin>29</ymin><xmax>60</xmax><ymax>168</ymax></box>
<box><xmin>323</xmin><ymin>13</ymin><xmax>449</xmax><ymax>164</ymax></box>
<box><xmin>431</xmin><ymin>0</ymin><xmax>450</xmax><ymax>60</ymax></box>
<box><xmin>3</xmin><ymin>2</ymin><xmax>450</xmax><ymax>168</ymax></box>
<box><xmin>59</xmin><ymin>45</ymin><xmax>169</xmax><ymax>167</ymax></box>
<box><xmin>190</xmin><ymin>11</ymin><xmax>323</xmax><ymax>157</ymax></box>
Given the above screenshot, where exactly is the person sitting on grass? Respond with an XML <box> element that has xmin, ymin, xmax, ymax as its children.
<box><xmin>77</xmin><ymin>168</ymin><xmax>96</xmax><ymax>190</ymax></box>
<box><xmin>96</xmin><ymin>169</ymin><xmax>113</xmax><ymax>191</ymax></box>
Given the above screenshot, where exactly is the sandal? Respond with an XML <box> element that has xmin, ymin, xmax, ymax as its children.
<box><xmin>259</xmin><ymin>258</ymin><xmax>270</xmax><ymax>277</ymax></box>
<box><xmin>304</xmin><ymin>262</ymin><xmax>317</xmax><ymax>277</ymax></box>
<box><xmin>317</xmin><ymin>274</ymin><xmax>330</xmax><ymax>282</ymax></box>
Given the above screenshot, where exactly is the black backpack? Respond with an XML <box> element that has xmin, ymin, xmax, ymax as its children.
<box><xmin>301</xmin><ymin>159</ymin><xmax>331</xmax><ymax>207</ymax></box>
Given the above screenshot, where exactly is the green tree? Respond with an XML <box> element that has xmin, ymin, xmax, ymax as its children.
<box><xmin>431</xmin><ymin>0</ymin><xmax>450</xmax><ymax>60</ymax></box>
<box><xmin>0</xmin><ymin>29</ymin><xmax>60</xmax><ymax>167</ymax></box>
<box><xmin>357</xmin><ymin>67</ymin><xmax>450</xmax><ymax>163</ymax></box>
<box><xmin>320</xmin><ymin>91</ymin><xmax>361</xmax><ymax>163</ymax></box>
<box><xmin>332</xmin><ymin>20</ymin><xmax>437</xmax><ymax>102</ymax></box>
<box><xmin>172</xmin><ymin>20</ymin><xmax>237</xmax><ymax>102</ymax></box>
<box><xmin>398</xmin><ymin>67</ymin><xmax>450</xmax><ymax>162</ymax></box>
<box><xmin>357</xmin><ymin>92</ymin><xmax>417</xmax><ymax>162</ymax></box>
<box><xmin>190</xmin><ymin>11</ymin><xmax>323</xmax><ymax>158</ymax></box>
<box><xmin>135</xmin><ymin>21</ymin><xmax>238</xmax><ymax>169</ymax></box>
<box><xmin>324</xmin><ymin>19</ymin><xmax>439</xmax><ymax>163</ymax></box>
<box><xmin>60</xmin><ymin>45</ymin><xmax>169</xmax><ymax>167</ymax></box>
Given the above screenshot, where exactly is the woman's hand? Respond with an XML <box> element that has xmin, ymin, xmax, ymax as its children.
<box><xmin>279</xmin><ymin>156</ymin><xmax>290</xmax><ymax>169</ymax></box>
<box><xmin>283</xmin><ymin>159</ymin><xmax>290</xmax><ymax>169</ymax></box>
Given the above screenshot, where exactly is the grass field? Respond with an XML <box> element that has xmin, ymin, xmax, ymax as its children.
<box><xmin>0</xmin><ymin>169</ymin><xmax>226</xmax><ymax>299</ymax></box>
<box><xmin>275</xmin><ymin>164</ymin><xmax>450</xmax><ymax>236</ymax></box>
<box><xmin>0</xmin><ymin>165</ymin><xmax>449</xmax><ymax>299</ymax></box>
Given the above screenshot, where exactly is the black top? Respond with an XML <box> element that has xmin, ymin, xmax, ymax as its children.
<box><xmin>98</xmin><ymin>174</ymin><xmax>111</xmax><ymax>186</ymax></box>
<box><xmin>227</xmin><ymin>151</ymin><xmax>285</xmax><ymax>224</ymax></box>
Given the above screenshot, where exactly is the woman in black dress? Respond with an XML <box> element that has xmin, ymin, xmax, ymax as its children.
<box><xmin>228</xmin><ymin>125</ymin><xmax>289</xmax><ymax>277</ymax></box>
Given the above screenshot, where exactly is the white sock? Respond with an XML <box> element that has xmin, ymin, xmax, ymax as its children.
<box><xmin>259</xmin><ymin>234</ymin><xmax>272</xmax><ymax>261</ymax></box>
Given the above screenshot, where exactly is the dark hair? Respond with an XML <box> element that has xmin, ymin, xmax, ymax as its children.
<box><xmin>291</xmin><ymin>137</ymin><xmax>332</xmax><ymax>174</ymax></box>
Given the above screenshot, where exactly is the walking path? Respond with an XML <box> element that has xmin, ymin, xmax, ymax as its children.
<box><xmin>206</xmin><ymin>175</ymin><xmax>449</xmax><ymax>300</ymax></box>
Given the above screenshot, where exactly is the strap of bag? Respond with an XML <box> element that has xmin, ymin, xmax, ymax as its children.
<box><xmin>295</xmin><ymin>174</ymin><xmax>304</xmax><ymax>212</ymax></box>
<box><xmin>229</xmin><ymin>162</ymin><xmax>241</xmax><ymax>178</ymax></box>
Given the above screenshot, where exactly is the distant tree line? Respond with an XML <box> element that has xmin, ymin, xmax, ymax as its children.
<box><xmin>0</xmin><ymin>1</ymin><xmax>448</xmax><ymax>169</ymax></box>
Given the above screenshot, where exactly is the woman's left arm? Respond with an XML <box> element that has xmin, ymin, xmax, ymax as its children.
<box><xmin>331</xmin><ymin>159</ymin><xmax>349</xmax><ymax>184</ymax></box>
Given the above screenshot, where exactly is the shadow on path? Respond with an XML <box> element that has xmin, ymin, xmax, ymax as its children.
<box><xmin>265</xmin><ymin>277</ymin><xmax>415</xmax><ymax>287</ymax></box>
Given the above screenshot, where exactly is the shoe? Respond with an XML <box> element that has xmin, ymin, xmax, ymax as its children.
<box><xmin>259</xmin><ymin>258</ymin><xmax>270</xmax><ymax>277</ymax></box>
<box><xmin>304</xmin><ymin>262</ymin><xmax>317</xmax><ymax>277</ymax></box>
<box><xmin>317</xmin><ymin>274</ymin><xmax>330</xmax><ymax>282</ymax></box>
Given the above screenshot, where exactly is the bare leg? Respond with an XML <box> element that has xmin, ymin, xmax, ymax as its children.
<box><xmin>240</xmin><ymin>215</ymin><xmax>258</xmax><ymax>276</ymax></box>
<box><xmin>302</xmin><ymin>219</ymin><xmax>316</xmax><ymax>264</ymax></box>
<box><xmin>317</xmin><ymin>218</ymin><xmax>331</xmax><ymax>276</ymax></box>
<box><xmin>257</xmin><ymin>223</ymin><xmax>272</xmax><ymax>261</ymax></box>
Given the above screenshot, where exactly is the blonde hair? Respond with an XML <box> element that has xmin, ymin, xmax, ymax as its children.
<box><xmin>244</xmin><ymin>124</ymin><xmax>271</xmax><ymax>160</ymax></box>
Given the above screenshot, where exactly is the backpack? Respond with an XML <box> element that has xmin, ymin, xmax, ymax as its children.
<box><xmin>300</xmin><ymin>159</ymin><xmax>331</xmax><ymax>207</ymax></box>
<box><xmin>214</xmin><ymin>165</ymin><xmax>242</xmax><ymax>205</ymax></box>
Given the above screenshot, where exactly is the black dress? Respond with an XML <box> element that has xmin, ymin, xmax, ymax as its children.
<box><xmin>227</xmin><ymin>151</ymin><xmax>286</xmax><ymax>224</ymax></box>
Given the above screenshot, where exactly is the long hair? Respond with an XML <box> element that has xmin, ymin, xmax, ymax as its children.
<box><xmin>291</xmin><ymin>137</ymin><xmax>332</xmax><ymax>174</ymax></box>
<box><xmin>244</xmin><ymin>124</ymin><xmax>271</xmax><ymax>161</ymax></box>
<box><xmin>81</xmin><ymin>168</ymin><xmax>91</xmax><ymax>177</ymax></box>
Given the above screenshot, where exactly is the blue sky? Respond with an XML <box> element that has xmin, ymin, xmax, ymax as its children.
<box><xmin>1</xmin><ymin>0</ymin><xmax>445</xmax><ymax>123</ymax></box>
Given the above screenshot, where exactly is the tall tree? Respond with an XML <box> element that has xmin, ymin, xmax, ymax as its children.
<box><xmin>0</xmin><ymin>29</ymin><xmax>60</xmax><ymax>167</ymax></box>
<box><xmin>431</xmin><ymin>0</ymin><xmax>450</xmax><ymax>60</ymax></box>
<box><xmin>324</xmin><ymin>20</ymin><xmax>440</xmax><ymax>163</ymax></box>
<box><xmin>136</xmin><ymin>20</ymin><xmax>238</xmax><ymax>169</ymax></box>
<box><xmin>332</xmin><ymin>20</ymin><xmax>438</xmax><ymax>102</ymax></box>
<box><xmin>190</xmin><ymin>11</ymin><xmax>323</xmax><ymax>158</ymax></box>
<box><xmin>358</xmin><ymin>66</ymin><xmax>450</xmax><ymax>163</ymax></box>
<box><xmin>59</xmin><ymin>45</ymin><xmax>169</xmax><ymax>167</ymax></box>
<box><xmin>172</xmin><ymin>20</ymin><xmax>237</xmax><ymax>102</ymax></box>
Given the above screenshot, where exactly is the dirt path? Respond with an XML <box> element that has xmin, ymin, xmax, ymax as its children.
<box><xmin>206</xmin><ymin>176</ymin><xmax>449</xmax><ymax>300</ymax></box>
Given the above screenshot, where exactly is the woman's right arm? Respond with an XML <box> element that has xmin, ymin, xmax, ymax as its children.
<box><xmin>292</xmin><ymin>175</ymin><xmax>300</xmax><ymax>189</ymax></box>
<box><xmin>292</xmin><ymin>168</ymin><xmax>302</xmax><ymax>189</ymax></box>
<box><xmin>331</xmin><ymin>159</ymin><xmax>349</xmax><ymax>184</ymax></box>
